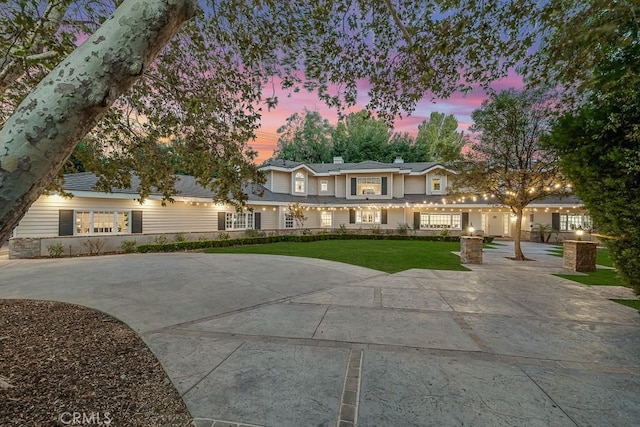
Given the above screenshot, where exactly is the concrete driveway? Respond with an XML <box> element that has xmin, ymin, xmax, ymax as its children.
<box><xmin>1</xmin><ymin>242</ymin><xmax>638</xmax><ymax>426</ymax></box>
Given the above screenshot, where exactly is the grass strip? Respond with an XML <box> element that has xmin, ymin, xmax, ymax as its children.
<box><xmin>205</xmin><ymin>240</ymin><xmax>468</xmax><ymax>274</ymax></box>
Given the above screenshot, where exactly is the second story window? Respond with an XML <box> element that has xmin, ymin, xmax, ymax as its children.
<box><xmin>320</xmin><ymin>180</ymin><xmax>328</xmax><ymax>192</ymax></box>
<box><xmin>431</xmin><ymin>177</ymin><xmax>442</xmax><ymax>192</ymax></box>
<box><xmin>357</xmin><ymin>177</ymin><xmax>381</xmax><ymax>195</ymax></box>
<box><xmin>294</xmin><ymin>172</ymin><xmax>305</xmax><ymax>193</ymax></box>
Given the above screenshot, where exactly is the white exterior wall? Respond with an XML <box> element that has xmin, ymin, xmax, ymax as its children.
<box><xmin>271</xmin><ymin>171</ymin><xmax>291</xmax><ymax>194</ymax></box>
<box><xmin>317</xmin><ymin>177</ymin><xmax>335</xmax><ymax>196</ymax></box>
<box><xmin>13</xmin><ymin>195</ymin><xmax>225</xmax><ymax>238</ymax></box>
<box><xmin>393</xmin><ymin>175</ymin><xmax>404</xmax><ymax>198</ymax></box>
<box><xmin>405</xmin><ymin>175</ymin><xmax>426</xmax><ymax>195</ymax></box>
<box><xmin>307</xmin><ymin>176</ymin><xmax>318</xmax><ymax>195</ymax></box>
<box><xmin>425</xmin><ymin>172</ymin><xmax>448</xmax><ymax>195</ymax></box>
<box><xmin>335</xmin><ymin>176</ymin><xmax>346</xmax><ymax>198</ymax></box>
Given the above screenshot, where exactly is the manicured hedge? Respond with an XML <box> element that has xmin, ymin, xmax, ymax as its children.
<box><xmin>137</xmin><ymin>233</ymin><xmax>468</xmax><ymax>253</ymax></box>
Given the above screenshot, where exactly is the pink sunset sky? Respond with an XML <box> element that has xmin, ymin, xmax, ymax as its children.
<box><xmin>250</xmin><ymin>71</ymin><xmax>525</xmax><ymax>164</ymax></box>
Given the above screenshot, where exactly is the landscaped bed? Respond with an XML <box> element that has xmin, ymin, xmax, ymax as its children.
<box><xmin>0</xmin><ymin>300</ymin><xmax>191</xmax><ymax>426</ymax></box>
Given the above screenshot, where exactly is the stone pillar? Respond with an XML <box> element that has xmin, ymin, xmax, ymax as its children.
<box><xmin>563</xmin><ymin>240</ymin><xmax>597</xmax><ymax>272</ymax></box>
<box><xmin>460</xmin><ymin>236</ymin><xmax>483</xmax><ymax>264</ymax></box>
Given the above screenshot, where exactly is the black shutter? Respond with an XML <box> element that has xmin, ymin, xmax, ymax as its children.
<box><xmin>414</xmin><ymin>212</ymin><xmax>421</xmax><ymax>230</ymax></box>
<box><xmin>349</xmin><ymin>209</ymin><xmax>356</xmax><ymax>224</ymax></box>
<box><xmin>461</xmin><ymin>212</ymin><xmax>469</xmax><ymax>230</ymax></box>
<box><xmin>351</xmin><ymin>178</ymin><xmax>357</xmax><ymax>195</ymax></box>
<box><xmin>381</xmin><ymin>209</ymin><xmax>388</xmax><ymax>224</ymax></box>
<box><xmin>254</xmin><ymin>212</ymin><xmax>261</xmax><ymax>230</ymax></box>
<box><xmin>552</xmin><ymin>212</ymin><xmax>560</xmax><ymax>231</ymax></box>
<box><xmin>218</xmin><ymin>212</ymin><xmax>226</xmax><ymax>230</ymax></box>
<box><xmin>131</xmin><ymin>210</ymin><xmax>143</xmax><ymax>233</ymax></box>
<box><xmin>381</xmin><ymin>177</ymin><xmax>388</xmax><ymax>195</ymax></box>
<box><xmin>59</xmin><ymin>210</ymin><xmax>74</xmax><ymax>236</ymax></box>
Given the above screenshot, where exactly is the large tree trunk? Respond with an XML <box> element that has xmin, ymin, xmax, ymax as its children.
<box><xmin>513</xmin><ymin>208</ymin><xmax>525</xmax><ymax>260</ymax></box>
<box><xmin>0</xmin><ymin>0</ymin><xmax>197</xmax><ymax>243</ymax></box>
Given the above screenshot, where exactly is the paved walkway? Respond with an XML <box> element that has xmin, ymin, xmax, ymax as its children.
<box><xmin>1</xmin><ymin>242</ymin><xmax>638</xmax><ymax>426</ymax></box>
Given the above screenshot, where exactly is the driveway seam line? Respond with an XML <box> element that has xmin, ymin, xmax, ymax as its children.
<box><xmin>180</xmin><ymin>341</ymin><xmax>245</xmax><ymax>399</ymax></box>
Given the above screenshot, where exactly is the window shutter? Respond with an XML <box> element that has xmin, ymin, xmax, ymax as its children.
<box><xmin>254</xmin><ymin>212</ymin><xmax>261</xmax><ymax>230</ymax></box>
<box><xmin>349</xmin><ymin>209</ymin><xmax>356</xmax><ymax>224</ymax></box>
<box><xmin>381</xmin><ymin>177</ymin><xmax>388</xmax><ymax>195</ymax></box>
<box><xmin>551</xmin><ymin>213</ymin><xmax>560</xmax><ymax>231</ymax></box>
<box><xmin>131</xmin><ymin>210</ymin><xmax>143</xmax><ymax>233</ymax></box>
<box><xmin>413</xmin><ymin>212</ymin><xmax>421</xmax><ymax>230</ymax></box>
<box><xmin>350</xmin><ymin>178</ymin><xmax>357</xmax><ymax>195</ymax></box>
<box><xmin>461</xmin><ymin>212</ymin><xmax>469</xmax><ymax>230</ymax></box>
<box><xmin>381</xmin><ymin>209</ymin><xmax>388</xmax><ymax>224</ymax></box>
<box><xmin>218</xmin><ymin>212</ymin><xmax>226</xmax><ymax>230</ymax></box>
<box><xmin>59</xmin><ymin>210</ymin><xmax>74</xmax><ymax>236</ymax></box>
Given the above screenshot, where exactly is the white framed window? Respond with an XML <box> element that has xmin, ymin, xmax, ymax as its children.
<box><xmin>431</xmin><ymin>177</ymin><xmax>442</xmax><ymax>192</ymax></box>
<box><xmin>75</xmin><ymin>210</ymin><xmax>130</xmax><ymax>235</ymax></box>
<box><xmin>356</xmin><ymin>210</ymin><xmax>381</xmax><ymax>224</ymax></box>
<box><xmin>357</xmin><ymin>177</ymin><xmax>381</xmax><ymax>195</ymax></box>
<box><xmin>321</xmin><ymin>211</ymin><xmax>332</xmax><ymax>227</ymax></box>
<box><xmin>284</xmin><ymin>213</ymin><xmax>294</xmax><ymax>229</ymax></box>
<box><xmin>419</xmin><ymin>213</ymin><xmax>461</xmax><ymax>230</ymax></box>
<box><xmin>320</xmin><ymin>180</ymin><xmax>328</xmax><ymax>192</ymax></box>
<box><xmin>225</xmin><ymin>212</ymin><xmax>254</xmax><ymax>230</ymax></box>
<box><xmin>560</xmin><ymin>213</ymin><xmax>592</xmax><ymax>231</ymax></box>
<box><xmin>294</xmin><ymin>172</ymin><xmax>305</xmax><ymax>193</ymax></box>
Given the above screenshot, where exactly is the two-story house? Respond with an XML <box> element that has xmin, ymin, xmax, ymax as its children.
<box><xmin>8</xmin><ymin>157</ymin><xmax>591</xmax><ymax>258</ymax></box>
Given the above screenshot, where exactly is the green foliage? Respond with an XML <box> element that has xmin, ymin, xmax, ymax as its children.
<box><xmin>81</xmin><ymin>238</ymin><xmax>106</xmax><ymax>256</ymax></box>
<box><xmin>396</xmin><ymin>223</ymin><xmax>411</xmax><ymax>235</ymax></box>
<box><xmin>244</xmin><ymin>229</ymin><xmax>266</xmax><ymax>238</ymax></box>
<box><xmin>454</xmin><ymin>89</ymin><xmax>568</xmax><ymax>260</ymax></box>
<box><xmin>120</xmin><ymin>240</ymin><xmax>138</xmax><ymax>254</ymax></box>
<box><xmin>153</xmin><ymin>234</ymin><xmax>168</xmax><ymax>245</ymax></box>
<box><xmin>611</xmin><ymin>299</ymin><xmax>640</xmax><ymax>311</ymax></box>
<box><xmin>439</xmin><ymin>228</ymin><xmax>451</xmax><ymax>238</ymax></box>
<box><xmin>173</xmin><ymin>232</ymin><xmax>187</xmax><ymax>243</ymax></box>
<box><xmin>273</xmin><ymin>110</ymin><xmax>334</xmax><ymax>163</ymax></box>
<box><xmin>46</xmin><ymin>243</ymin><xmax>65</xmax><ymax>258</ymax></box>
<box><xmin>416</xmin><ymin>112</ymin><xmax>465</xmax><ymax>162</ymax></box>
<box><xmin>218</xmin><ymin>232</ymin><xmax>230</xmax><ymax>240</ymax></box>
<box><xmin>546</xmin><ymin>29</ymin><xmax>640</xmax><ymax>293</ymax></box>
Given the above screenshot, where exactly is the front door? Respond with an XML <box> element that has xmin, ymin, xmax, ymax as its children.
<box><xmin>485</xmin><ymin>213</ymin><xmax>508</xmax><ymax>237</ymax></box>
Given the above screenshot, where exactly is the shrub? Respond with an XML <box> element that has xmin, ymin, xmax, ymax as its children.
<box><xmin>82</xmin><ymin>238</ymin><xmax>106</xmax><ymax>255</ymax></box>
<box><xmin>337</xmin><ymin>224</ymin><xmax>347</xmax><ymax>234</ymax></box>
<box><xmin>120</xmin><ymin>240</ymin><xmax>138</xmax><ymax>254</ymax></box>
<box><xmin>483</xmin><ymin>235</ymin><xmax>495</xmax><ymax>244</ymax></box>
<box><xmin>154</xmin><ymin>234</ymin><xmax>168</xmax><ymax>245</ymax></box>
<box><xmin>173</xmin><ymin>232</ymin><xmax>187</xmax><ymax>242</ymax></box>
<box><xmin>218</xmin><ymin>232</ymin><xmax>230</xmax><ymax>240</ymax></box>
<box><xmin>244</xmin><ymin>229</ymin><xmax>266</xmax><ymax>238</ymax></box>
<box><xmin>370</xmin><ymin>225</ymin><xmax>382</xmax><ymax>235</ymax></box>
<box><xmin>439</xmin><ymin>228</ymin><xmax>451</xmax><ymax>238</ymax></box>
<box><xmin>198</xmin><ymin>235</ymin><xmax>209</xmax><ymax>241</ymax></box>
<box><xmin>46</xmin><ymin>243</ymin><xmax>65</xmax><ymax>258</ymax></box>
<box><xmin>396</xmin><ymin>223</ymin><xmax>411</xmax><ymax>235</ymax></box>
<box><xmin>136</xmin><ymin>233</ymin><xmax>461</xmax><ymax>253</ymax></box>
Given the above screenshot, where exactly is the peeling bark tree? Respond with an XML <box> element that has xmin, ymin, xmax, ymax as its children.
<box><xmin>0</xmin><ymin>0</ymin><xmax>197</xmax><ymax>242</ymax></box>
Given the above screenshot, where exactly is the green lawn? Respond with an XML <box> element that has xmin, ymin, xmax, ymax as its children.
<box><xmin>204</xmin><ymin>240</ymin><xmax>468</xmax><ymax>273</ymax></box>
<box><xmin>611</xmin><ymin>299</ymin><xmax>640</xmax><ymax>311</ymax></box>
<box><xmin>549</xmin><ymin>246</ymin><xmax>628</xmax><ymax>287</ymax></box>
<box><xmin>548</xmin><ymin>246</ymin><xmax>639</xmax><ymax>310</ymax></box>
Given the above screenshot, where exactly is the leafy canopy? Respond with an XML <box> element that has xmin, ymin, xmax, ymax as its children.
<box><xmin>2</xmin><ymin>0</ymin><xmax>550</xmax><ymax>205</ymax></box>
<box><xmin>455</xmin><ymin>89</ymin><xmax>568</xmax><ymax>260</ymax></box>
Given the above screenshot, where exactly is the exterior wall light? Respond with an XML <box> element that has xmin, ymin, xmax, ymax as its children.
<box><xmin>576</xmin><ymin>226</ymin><xmax>584</xmax><ymax>241</ymax></box>
<box><xmin>468</xmin><ymin>224</ymin><xmax>475</xmax><ymax>236</ymax></box>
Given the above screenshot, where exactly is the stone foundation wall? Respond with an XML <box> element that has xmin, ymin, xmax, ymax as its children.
<box><xmin>9</xmin><ymin>238</ymin><xmax>42</xmax><ymax>259</ymax></box>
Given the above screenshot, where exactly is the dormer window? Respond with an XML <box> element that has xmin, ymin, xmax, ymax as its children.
<box><xmin>294</xmin><ymin>172</ymin><xmax>305</xmax><ymax>193</ymax></box>
<box><xmin>431</xmin><ymin>177</ymin><xmax>442</xmax><ymax>193</ymax></box>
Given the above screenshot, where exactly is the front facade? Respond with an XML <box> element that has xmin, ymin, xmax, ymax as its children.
<box><xmin>10</xmin><ymin>158</ymin><xmax>592</xmax><ymax>257</ymax></box>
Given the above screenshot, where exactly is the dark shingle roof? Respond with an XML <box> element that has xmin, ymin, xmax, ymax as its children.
<box><xmin>260</xmin><ymin>160</ymin><xmax>445</xmax><ymax>174</ymax></box>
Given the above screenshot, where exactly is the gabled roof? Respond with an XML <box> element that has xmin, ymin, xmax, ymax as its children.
<box><xmin>260</xmin><ymin>160</ymin><xmax>450</xmax><ymax>175</ymax></box>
